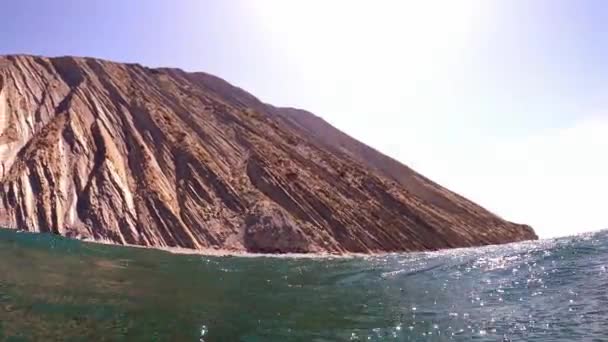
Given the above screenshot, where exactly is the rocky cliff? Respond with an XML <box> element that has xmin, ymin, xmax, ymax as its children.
<box><xmin>0</xmin><ymin>55</ymin><xmax>537</xmax><ymax>253</ymax></box>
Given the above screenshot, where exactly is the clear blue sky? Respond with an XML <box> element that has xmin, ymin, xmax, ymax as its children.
<box><xmin>2</xmin><ymin>0</ymin><xmax>607</xmax><ymax>237</ymax></box>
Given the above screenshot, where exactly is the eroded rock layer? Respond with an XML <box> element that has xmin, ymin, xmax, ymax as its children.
<box><xmin>0</xmin><ymin>55</ymin><xmax>537</xmax><ymax>253</ymax></box>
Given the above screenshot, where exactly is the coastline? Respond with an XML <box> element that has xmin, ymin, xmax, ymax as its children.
<box><xmin>4</xmin><ymin>227</ymin><xmax>546</xmax><ymax>259</ymax></box>
<box><xmin>79</xmin><ymin>234</ymin><xmax>545</xmax><ymax>259</ymax></box>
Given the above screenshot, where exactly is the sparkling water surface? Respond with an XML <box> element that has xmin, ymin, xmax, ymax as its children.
<box><xmin>0</xmin><ymin>228</ymin><xmax>606</xmax><ymax>341</ymax></box>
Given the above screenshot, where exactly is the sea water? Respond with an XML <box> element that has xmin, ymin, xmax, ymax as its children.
<box><xmin>0</xmin><ymin>228</ymin><xmax>606</xmax><ymax>341</ymax></box>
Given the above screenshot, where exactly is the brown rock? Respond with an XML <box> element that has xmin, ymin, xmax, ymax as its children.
<box><xmin>0</xmin><ymin>54</ymin><xmax>537</xmax><ymax>254</ymax></box>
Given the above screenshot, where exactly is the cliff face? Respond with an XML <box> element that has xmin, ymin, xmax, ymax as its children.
<box><xmin>0</xmin><ymin>55</ymin><xmax>537</xmax><ymax>253</ymax></box>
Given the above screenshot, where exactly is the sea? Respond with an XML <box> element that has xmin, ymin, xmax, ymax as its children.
<box><xmin>0</xmin><ymin>228</ymin><xmax>606</xmax><ymax>341</ymax></box>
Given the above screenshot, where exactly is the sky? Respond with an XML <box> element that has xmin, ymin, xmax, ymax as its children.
<box><xmin>1</xmin><ymin>0</ymin><xmax>606</xmax><ymax>238</ymax></box>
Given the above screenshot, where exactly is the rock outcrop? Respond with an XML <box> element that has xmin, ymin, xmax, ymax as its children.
<box><xmin>0</xmin><ymin>55</ymin><xmax>537</xmax><ymax>253</ymax></box>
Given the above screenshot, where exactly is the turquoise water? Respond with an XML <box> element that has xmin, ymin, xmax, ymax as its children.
<box><xmin>0</xmin><ymin>228</ymin><xmax>607</xmax><ymax>341</ymax></box>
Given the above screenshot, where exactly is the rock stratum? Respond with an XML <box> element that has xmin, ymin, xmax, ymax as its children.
<box><xmin>0</xmin><ymin>55</ymin><xmax>537</xmax><ymax>253</ymax></box>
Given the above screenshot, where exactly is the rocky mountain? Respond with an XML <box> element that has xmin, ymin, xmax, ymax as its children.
<box><xmin>0</xmin><ymin>55</ymin><xmax>537</xmax><ymax>253</ymax></box>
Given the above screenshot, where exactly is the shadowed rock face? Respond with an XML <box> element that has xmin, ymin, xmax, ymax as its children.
<box><xmin>0</xmin><ymin>55</ymin><xmax>537</xmax><ymax>253</ymax></box>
